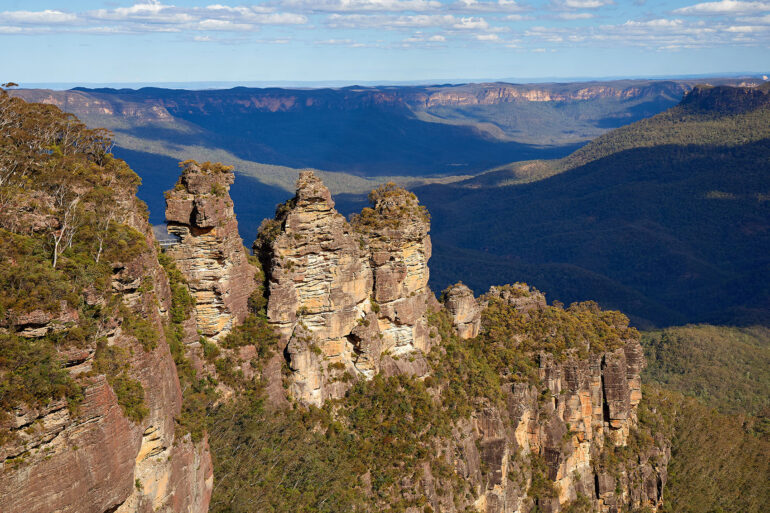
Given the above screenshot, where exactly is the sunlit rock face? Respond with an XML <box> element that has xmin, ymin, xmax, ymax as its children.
<box><xmin>256</xmin><ymin>172</ymin><xmax>437</xmax><ymax>405</ymax></box>
<box><xmin>0</xmin><ymin>174</ymin><xmax>212</xmax><ymax>513</ymax></box>
<box><xmin>443</xmin><ymin>283</ymin><xmax>482</xmax><ymax>339</ymax></box>
<box><xmin>165</xmin><ymin>161</ymin><xmax>256</xmax><ymax>342</ymax></box>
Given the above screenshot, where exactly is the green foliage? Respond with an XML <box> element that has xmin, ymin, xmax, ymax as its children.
<box><xmin>158</xmin><ymin>251</ymin><xmax>218</xmax><ymax>442</ymax></box>
<box><xmin>120</xmin><ymin>306</ymin><xmax>159</xmax><ymax>352</ymax></box>
<box><xmin>0</xmin><ymin>334</ymin><xmax>83</xmax><ymax>412</ymax></box>
<box><xmin>209</xmin><ymin>372</ymin><xmax>455</xmax><ymax>512</ymax></box>
<box><xmin>0</xmin><ymin>91</ymin><xmax>163</xmax><ymax>428</ymax></box>
<box><xmin>482</xmin><ymin>297</ymin><xmax>634</xmax><ymax>357</ymax></box>
<box><xmin>159</xmin><ymin>251</ymin><xmax>196</xmax><ymax>325</ymax></box>
<box><xmin>350</xmin><ymin>182</ymin><xmax>430</xmax><ymax>234</ymax></box>
<box><xmin>179</xmin><ymin>159</ymin><xmax>233</xmax><ymax>175</ymax></box>
<box><xmin>221</xmin><ymin>261</ymin><xmax>278</xmax><ymax>362</ymax></box>
<box><xmin>428</xmin><ymin>292</ymin><xmax>635</xmax><ymax>418</ymax></box>
<box><xmin>209</xmin><ymin>393</ymin><xmax>368</xmax><ymax>512</ymax></box>
<box><xmin>0</xmin><ymin>230</ymin><xmax>79</xmax><ymax>317</ymax></box>
<box><xmin>641</xmin><ymin>386</ymin><xmax>770</xmax><ymax>513</ymax></box>
<box><xmin>527</xmin><ymin>453</ymin><xmax>558</xmax><ymax>501</ymax></box>
<box><xmin>642</xmin><ymin>325</ymin><xmax>770</xmax><ymax>418</ymax></box>
<box><xmin>562</xmin><ymin>493</ymin><xmax>593</xmax><ymax>513</ymax></box>
<box><xmin>92</xmin><ymin>342</ymin><xmax>148</xmax><ymax>422</ymax></box>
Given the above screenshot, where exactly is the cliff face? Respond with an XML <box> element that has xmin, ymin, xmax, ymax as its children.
<box><xmin>0</xmin><ymin>179</ymin><xmax>213</xmax><ymax>513</ymax></box>
<box><xmin>10</xmin><ymin>80</ymin><xmax>707</xmax><ymax>118</ymax></box>
<box><xmin>250</xmin><ymin>174</ymin><xmax>668</xmax><ymax>512</ymax></box>
<box><xmin>2</xmin><ymin>91</ymin><xmax>671</xmax><ymax>513</ymax></box>
<box><xmin>165</xmin><ymin>161</ymin><xmax>256</xmax><ymax>342</ymax></box>
<box><xmin>0</xmin><ymin>92</ymin><xmax>211</xmax><ymax>513</ymax></box>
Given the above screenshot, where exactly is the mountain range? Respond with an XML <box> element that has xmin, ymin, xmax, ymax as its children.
<box><xmin>9</xmin><ymin>78</ymin><xmax>769</xmax><ymax>328</ymax></box>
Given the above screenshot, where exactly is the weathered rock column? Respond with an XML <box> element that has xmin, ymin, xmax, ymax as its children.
<box><xmin>256</xmin><ymin>173</ymin><xmax>439</xmax><ymax>405</ymax></box>
<box><xmin>165</xmin><ymin>160</ymin><xmax>256</xmax><ymax>341</ymax></box>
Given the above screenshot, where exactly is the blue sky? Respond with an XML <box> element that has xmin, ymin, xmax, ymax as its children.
<box><xmin>1</xmin><ymin>0</ymin><xmax>769</xmax><ymax>85</ymax></box>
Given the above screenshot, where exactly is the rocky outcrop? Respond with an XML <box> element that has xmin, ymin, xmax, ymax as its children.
<box><xmin>165</xmin><ymin>161</ymin><xmax>256</xmax><ymax>342</ymax></box>
<box><xmin>254</xmin><ymin>173</ymin><xmax>665</xmax><ymax>513</ymax></box>
<box><xmin>0</xmin><ymin>163</ymin><xmax>211</xmax><ymax>513</ymax></box>
<box><xmin>443</xmin><ymin>283</ymin><xmax>481</xmax><ymax>339</ymax></box>
<box><xmin>256</xmin><ymin>173</ymin><xmax>437</xmax><ymax>405</ymax></box>
<box><xmin>446</xmin><ymin>339</ymin><xmax>666</xmax><ymax>513</ymax></box>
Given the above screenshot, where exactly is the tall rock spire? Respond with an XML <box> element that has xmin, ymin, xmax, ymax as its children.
<box><xmin>255</xmin><ymin>172</ymin><xmax>439</xmax><ymax>405</ymax></box>
<box><xmin>165</xmin><ymin>160</ymin><xmax>256</xmax><ymax>341</ymax></box>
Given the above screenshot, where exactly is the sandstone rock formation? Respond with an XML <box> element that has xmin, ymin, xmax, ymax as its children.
<box><xmin>443</xmin><ymin>282</ymin><xmax>481</xmax><ymax>339</ymax></box>
<box><xmin>252</xmin><ymin>173</ymin><xmax>665</xmax><ymax>513</ymax></box>
<box><xmin>165</xmin><ymin>161</ymin><xmax>256</xmax><ymax>341</ymax></box>
<box><xmin>442</xmin><ymin>337</ymin><xmax>666</xmax><ymax>513</ymax></box>
<box><xmin>0</xmin><ymin>176</ymin><xmax>212</xmax><ymax>513</ymax></box>
<box><xmin>256</xmin><ymin>173</ymin><xmax>437</xmax><ymax>405</ymax></box>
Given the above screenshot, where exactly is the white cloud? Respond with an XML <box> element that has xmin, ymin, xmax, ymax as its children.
<box><xmin>326</xmin><ymin>12</ymin><xmax>493</xmax><ymax>29</ymax></box>
<box><xmin>0</xmin><ymin>1</ymin><xmax>308</xmax><ymax>35</ymax></box>
<box><xmin>557</xmin><ymin>0</ymin><xmax>614</xmax><ymax>9</ymax></box>
<box><xmin>505</xmin><ymin>14</ymin><xmax>534</xmax><ymax>20</ymax></box>
<box><xmin>673</xmin><ymin>0</ymin><xmax>770</xmax><ymax>15</ymax></box>
<box><xmin>196</xmin><ymin>19</ymin><xmax>254</xmax><ymax>31</ymax></box>
<box><xmin>725</xmin><ymin>23</ymin><xmax>768</xmax><ymax>30</ymax></box>
<box><xmin>450</xmin><ymin>0</ymin><xmax>526</xmax><ymax>12</ymax></box>
<box><xmin>623</xmin><ymin>18</ymin><xmax>684</xmax><ymax>27</ymax></box>
<box><xmin>555</xmin><ymin>12</ymin><xmax>595</xmax><ymax>19</ymax></box>
<box><xmin>403</xmin><ymin>32</ymin><xmax>447</xmax><ymax>42</ymax></box>
<box><xmin>279</xmin><ymin>0</ymin><xmax>441</xmax><ymax>12</ymax></box>
<box><xmin>0</xmin><ymin>10</ymin><xmax>78</xmax><ymax>24</ymax></box>
<box><xmin>738</xmin><ymin>13</ymin><xmax>770</xmax><ymax>21</ymax></box>
<box><xmin>453</xmin><ymin>16</ymin><xmax>490</xmax><ymax>29</ymax></box>
<box><xmin>476</xmin><ymin>32</ymin><xmax>499</xmax><ymax>39</ymax></box>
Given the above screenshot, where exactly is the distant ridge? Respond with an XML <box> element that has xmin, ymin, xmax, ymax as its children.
<box><xmin>418</xmin><ymin>83</ymin><xmax>770</xmax><ymax>327</ymax></box>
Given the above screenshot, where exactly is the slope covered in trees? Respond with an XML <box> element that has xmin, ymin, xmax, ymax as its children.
<box><xmin>638</xmin><ymin>323</ymin><xmax>770</xmax><ymax>513</ymax></box>
<box><xmin>418</xmin><ymin>84</ymin><xmax>770</xmax><ymax>327</ymax></box>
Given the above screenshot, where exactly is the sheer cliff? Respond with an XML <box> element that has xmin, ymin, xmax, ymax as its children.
<box><xmin>0</xmin><ymin>90</ymin><xmax>212</xmax><ymax>513</ymax></box>
<box><xmin>2</xmin><ymin>90</ymin><xmax>669</xmax><ymax>513</ymax></box>
<box><xmin>206</xmin><ymin>172</ymin><xmax>668</xmax><ymax>513</ymax></box>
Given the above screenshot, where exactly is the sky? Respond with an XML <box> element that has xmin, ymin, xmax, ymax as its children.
<box><xmin>1</xmin><ymin>0</ymin><xmax>769</xmax><ymax>86</ymax></box>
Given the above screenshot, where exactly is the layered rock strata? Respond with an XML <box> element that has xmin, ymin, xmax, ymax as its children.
<box><xmin>426</xmin><ymin>286</ymin><xmax>668</xmax><ymax>513</ymax></box>
<box><xmin>443</xmin><ymin>282</ymin><xmax>482</xmax><ymax>339</ymax></box>
<box><xmin>256</xmin><ymin>173</ymin><xmax>437</xmax><ymax>405</ymax></box>
<box><xmin>165</xmin><ymin>161</ymin><xmax>256</xmax><ymax>341</ymax></box>
<box><xmin>0</xmin><ymin>179</ymin><xmax>212</xmax><ymax>513</ymax></box>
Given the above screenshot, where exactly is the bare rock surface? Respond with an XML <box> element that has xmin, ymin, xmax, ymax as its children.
<box><xmin>443</xmin><ymin>283</ymin><xmax>482</xmax><ymax>339</ymax></box>
<box><xmin>257</xmin><ymin>173</ymin><xmax>437</xmax><ymax>405</ymax></box>
<box><xmin>0</xmin><ymin>177</ymin><xmax>211</xmax><ymax>513</ymax></box>
<box><xmin>165</xmin><ymin>161</ymin><xmax>256</xmax><ymax>341</ymax></box>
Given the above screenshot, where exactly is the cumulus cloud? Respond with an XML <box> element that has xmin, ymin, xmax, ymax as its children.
<box><xmin>278</xmin><ymin>0</ymin><xmax>441</xmax><ymax>12</ymax></box>
<box><xmin>554</xmin><ymin>0</ymin><xmax>614</xmax><ymax>9</ymax></box>
<box><xmin>450</xmin><ymin>0</ymin><xmax>526</xmax><ymax>12</ymax></box>
<box><xmin>673</xmin><ymin>0</ymin><xmax>770</xmax><ymax>15</ymax></box>
<box><xmin>403</xmin><ymin>32</ymin><xmax>447</xmax><ymax>42</ymax></box>
<box><xmin>326</xmin><ymin>12</ymin><xmax>495</xmax><ymax>30</ymax></box>
<box><xmin>0</xmin><ymin>10</ymin><xmax>78</xmax><ymax>24</ymax></box>
<box><xmin>523</xmin><ymin>14</ymin><xmax>769</xmax><ymax>50</ymax></box>
<box><xmin>0</xmin><ymin>1</ymin><xmax>307</xmax><ymax>35</ymax></box>
<box><xmin>554</xmin><ymin>12</ymin><xmax>595</xmax><ymax>19</ymax></box>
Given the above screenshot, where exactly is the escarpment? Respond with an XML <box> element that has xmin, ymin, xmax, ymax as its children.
<box><xmin>244</xmin><ymin>173</ymin><xmax>668</xmax><ymax>512</ymax></box>
<box><xmin>2</xmin><ymin>92</ymin><xmax>671</xmax><ymax>513</ymax></box>
<box><xmin>0</xmin><ymin>92</ymin><xmax>211</xmax><ymax>513</ymax></box>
